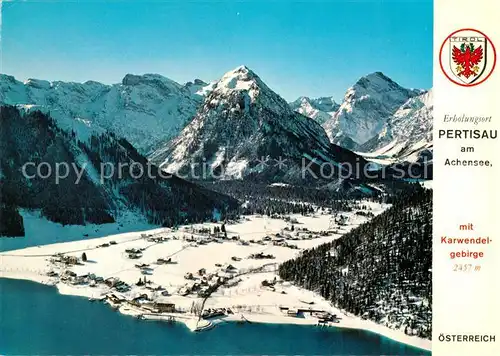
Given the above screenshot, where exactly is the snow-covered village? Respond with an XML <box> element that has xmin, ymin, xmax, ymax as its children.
<box><xmin>1</xmin><ymin>192</ymin><xmax>431</xmax><ymax>351</ymax></box>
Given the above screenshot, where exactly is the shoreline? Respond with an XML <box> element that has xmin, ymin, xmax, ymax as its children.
<box><xmin>0</xmin><ymin>270</ymin><xmax>432</xmax><ymax>352</ymax></box>
<box><xmin>215</xmin><ymin>313</ymin><xmax>431</xmax><ymax>352</ymax></box>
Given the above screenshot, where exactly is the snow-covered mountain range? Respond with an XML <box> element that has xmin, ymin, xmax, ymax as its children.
<box><xmin>291</xmin><ymin>72</ymin><xmax>432</xmax><ymax>163</ymax></box>
<box><xmin>150</xmin><ymin>66</ymin><xmax>369</xmax><ymax>185</ymax></box>
<box><xmin>0</xmin><ymin>67</ymin><xmax>433</xmax><ymax>236</ymax></box>
<box><xmin>0</xmin><ymin>68</ymin><xmax>432</xmax><ymax>170</ymax></box>
<box><xmin>0</xmin><ymin>73</ymin><xmax>213</xmax><ymax>154</ymax></box>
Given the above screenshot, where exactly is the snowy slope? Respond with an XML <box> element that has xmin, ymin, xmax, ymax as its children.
<box><xmin>0</xmin><ymin>73</ymin><xmax>206</xmax><ymax>154</ymax></box>
<box><xmin>0</xmin><ymin>105</ymin><xmax>237</xmax><ymax>237</ymax></box>
<box><xmin>150</xmin><ymin>66</ymin><xmax>368</xmax><ymax>184</ymax></box>
<box><xmin>322</xmin><ymin>72</ymin><xmax>423</xmax><ymax>151</ymax></box>
<box><xmin>184</xmin><ymin>79</ymin><xmax>216</xmax><ymax>100</ymax></box>
<box><xmin>289</xmin><ymin>96</ymin><xmax>339</xmax><ymax>125</ymax></box>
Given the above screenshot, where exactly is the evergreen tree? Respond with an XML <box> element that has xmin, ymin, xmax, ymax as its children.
<box><xmin>278</xmin><ymin>188</ymin><xmax>432</xmax><ymax>339</ymax></box>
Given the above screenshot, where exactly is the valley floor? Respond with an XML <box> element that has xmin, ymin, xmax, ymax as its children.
<box><xmin>0</xmin><ymin>202</ymin><xmax>431</xmax><ymax>352</ymax></box>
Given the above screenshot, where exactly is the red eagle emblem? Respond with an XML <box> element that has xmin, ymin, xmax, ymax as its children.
<box><xmin>452</xmin><ymin>43</ymin><xmax>483</xmax><ymax>79</ymax></box>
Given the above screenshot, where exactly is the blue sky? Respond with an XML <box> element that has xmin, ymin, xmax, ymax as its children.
<box><xmin>1</xmin><ymin>0</ymin><xmax>433</xmax><ymax>101</ymax></box>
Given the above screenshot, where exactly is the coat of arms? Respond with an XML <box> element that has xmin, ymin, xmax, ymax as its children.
<box><xmin>450</xmin><ymin>36</ymin><xmax>486</xmax><ymax>84</ymax></box>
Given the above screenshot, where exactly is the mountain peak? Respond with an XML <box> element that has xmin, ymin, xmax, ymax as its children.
<box><xmin>184</xmin><ymin>79</ymin><xmax>215</xmax><ymax>99</ymax></box>
<box><xmin>313</xmin><ymin>96</ymin><xmax>339</xmax><ymax>108</ymax></box>
<box><xmin>293</xmin><ymin>96</ymin><xmax>311</xmax><ymax>104</ymax></box>
<box><xmin>151</xmin><ymin>66</ymin><xmax>355</xmax><ymax>182</ymax></box>
<box><xmin>121</xmin><ymin>73</ymin><xmax>181</xmax><ymax>90</ymax></box>
<box><xmin>0</xmin><ymin>74</ymin><xmax>19</xmax><ymax>85</ymax></box>
<box><xmin>289</xmin><ymin>96</ymin><xmax>340</xmax><ymax>125</ymax></box>
<box><xmin>217</xmin><ymin>65</ymin><xmax>260</xmax><ymax>89</ymax></box>
<box><xmin>367</xmin><ymin>71</ymin><xmax>389</xmax><ymax>79</ymax></box>
<box><xmin>24</xmin><ymin>78</ymin><xmax>52</xmax><ymax>90</ymax></box>
<box><xmin>205</xmin><ymin>65</ymin><xmax>292</xmax><ymax>116</ymax></box>
<box><xmin>193</xmin><ymin>78</ymin><xmax>208</xmax><ymax>86</ymax></box>
<box><xmin>353</xmin><ymin>71</ymin><xmax>401</xmax><ymax>92</ymax></box>
<box><xmin>233</xmin><ymin>65</ymin><xmax>254</xmax><ymax>74</ymax></box>
<box><xmin>323</xmin><ymin>71</ymin><xmax>423</xmax><ymax>147</ymax></box>
<box><xmin>362</xmin><ymin>71</ymin><xmax>391</xmax><ymax>81</ymax></box>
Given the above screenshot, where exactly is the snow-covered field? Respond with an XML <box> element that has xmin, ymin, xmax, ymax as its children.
<box><xmin>0</xmin><ymin>201</ymin><xmax>431</xmax><ymax>351</ymax></box>
<box><xmin>0</xmin><ymin>210</ymin><xmax>155</xmax><ymax>252</ymax></box>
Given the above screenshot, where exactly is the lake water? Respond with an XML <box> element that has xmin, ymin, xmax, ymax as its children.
<box><xmin>0</xmin><ymin>278</ymin><xmax>430</xmax><ymax>355</ymax></box>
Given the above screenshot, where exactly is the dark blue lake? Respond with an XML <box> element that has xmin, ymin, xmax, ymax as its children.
<box><xmin>0</xmin><ymin>278</ymin><xmax>430</xmax><ymax>355</ymax></box>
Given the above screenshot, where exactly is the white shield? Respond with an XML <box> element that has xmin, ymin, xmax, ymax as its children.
<box><xmin>449</xmin><ymin>36</ymin><xmax>487</xmax><ymax>85</ymax></box>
